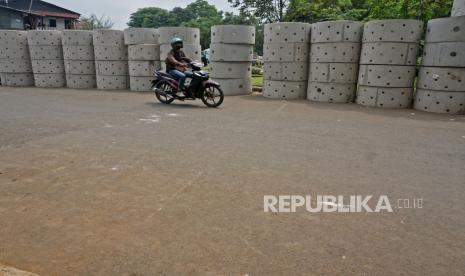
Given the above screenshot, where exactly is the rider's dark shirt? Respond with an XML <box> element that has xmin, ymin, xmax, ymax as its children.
<box><xmin>165</xmin><ymin>49</ymin><xmax>191</xmax><ymax>71</ymax></box>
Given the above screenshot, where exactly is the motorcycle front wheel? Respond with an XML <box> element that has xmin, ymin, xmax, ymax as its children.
<box><xmin>201</xmin><ymin>85</ymin><xmax>224</xmax><ymax>108</ymax></box>
<box><xmin>154</xmin><ymin>81</ymin><xmax>175</xmax><ymax>104</ymax></box>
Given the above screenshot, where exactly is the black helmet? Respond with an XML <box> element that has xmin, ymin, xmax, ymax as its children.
<box><xmin>170</xmin><ymin>37</ymin><xmax>183</xmax><ymax>49</ymax></box>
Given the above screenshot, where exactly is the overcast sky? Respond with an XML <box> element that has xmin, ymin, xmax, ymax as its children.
<box><xmin>47</xmin><ymin>0</ymin><xmax>239</xmax><ymax>30</ymax></box>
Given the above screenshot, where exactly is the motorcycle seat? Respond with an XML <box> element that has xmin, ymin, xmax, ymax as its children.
<box><xmin>156</xmin><ymin>71</ymin><xmax>174</xmax><ymax>79</ymax></box>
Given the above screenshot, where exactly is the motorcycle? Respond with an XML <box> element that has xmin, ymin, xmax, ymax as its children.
<box><xmin>152</xmin><ymin>61</ymin><xmax>224</xmax><ymax>108</ymax></box>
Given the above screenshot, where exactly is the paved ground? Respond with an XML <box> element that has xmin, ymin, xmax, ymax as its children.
<box><xmin>0</xmin><ymin>87</ymin><xmax>464</xmax><ymax>275</ymax></box>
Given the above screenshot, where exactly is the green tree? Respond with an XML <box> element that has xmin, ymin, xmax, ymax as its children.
<box><xmin>80</xmin><ymin>14</ymin><xmax>114</xmax><ymax>30</ymax></box>
<box><xmin>126</xmin><ymin>0</ymin><xmax>265</xmax><ymax>54</ymax></box>
<box><xmin>181</xmin><ymin>0</ymin><xmax>223</xmax><ymax>49</ymax></box>
<box><xmin>365</xmin><ymin>0</ymin><xmax>453</xmax><ymax>22</ymax></box>
<box><xmin>284</xmin><ymin>0</ymin><xmax>453</xmax><ymax>23</ymax></box>
<box><xmin>127</xmin><ymin>7</ymin><xmax>173</xmax><ymax>28</ymax></box>
<box><xmin>285</xmin><ymin>0</ymin><xmax>369</xmax><ymax>23</ymax></box>
<box><xmin>228</xmin><ymin>0</ymin><xmax>289</xmax><ymax>23</ymax></box>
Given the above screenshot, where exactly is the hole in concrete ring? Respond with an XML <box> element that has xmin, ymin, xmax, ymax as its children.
<box><xmin>450</xmin><ymin>52</ymin><xmax>457</xmax><ymax>57</ymax></box>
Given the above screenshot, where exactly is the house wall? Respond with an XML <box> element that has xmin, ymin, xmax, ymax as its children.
<box><xmin>0</xmin><ymin>8</ymin><xmax>24</xmax><ymax>29</ymax></box>
<box><xmin>44</xmin><ymin>16</ymin><xmax>65</xmax><ymax>30</ymax></box>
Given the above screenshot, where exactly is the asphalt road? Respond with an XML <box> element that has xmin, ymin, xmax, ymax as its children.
<box><xmin>0</xmin><ymin>87</ymin><xmax>464</xmax><ymax>275</ymax></box>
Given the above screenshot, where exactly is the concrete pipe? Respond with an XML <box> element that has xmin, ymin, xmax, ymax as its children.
<box><xmin>211</xmin><ymin>78</ymin><xmax>252</xmax><ymax>96</ymax></box>
<box><xmin>94</xmin><ymin>45</ymin><xmax>128</xmax><ymax>61</ymax></box>
<box><xmin>358</xmin><ymin>65</ymin><xmax>416</xmax><ymax>87</ymax></box>
<box><xmin>264</xmin><ymin>22</ymin><xmax>311</xmax><ymax>43</ymax></box>
<box><xmin>422</xmin><ymin>42</ymin><xmax>465</xmax><ymax>67</ymax></box>
<box><xmin>124</xmin><ymin>28</ymin><xmax>158</xmax><ymax>45</ymax></box>
<box><xmin>66</xmin><ymin>74</ymin><xmax>96</xmax><ymax>89</ymax></box>
<box><xmin>27</xmin><ymin>30</ymin><xmax>62</xmax><ymax>46</ymax></box>
<box><xmin>309</xmin><ymin>63</ymin><xmax>358</xmax><ymax>84</ymax></box>
<box><xmin>414</xmin><ymin>89</ymin><xmax>465</xmax><ymax>114</ymax></box>
<box><xmin>64</xmin><ymin>60</ymin><xmax>96</xmax><ymax>75</ymax></box>
<box><xmin>263</xmin><ymin>42</ymin><xmax>309</xmax><ymax>62</ymax></box>
<box><xmin>62</xmin><ymin>46</ymin><xmax>94</xmax><ymax>60</ymax></box>
<box><xmin>93</xmin><ymin>30</ymin><xmax>125</xmax><ymax>46</ymax></box>
<box><xmin>262</xmin><ymin>80</ymin><xmax>307</xmax><ymax>99</ymax></box>
<box><xmin>426</xmin><ymin>16</ymin><xmax>465</xmax><ymax>43</ymax></box>
<box><xmin>0</xmin><ymin>45</ymin><xmax>30</xmax><ymax>59</ymax></box>
<box><xmin>129</xmin><ymin>61</ymin><xmax>161</xmax><ymax>77</ymax></box>
<box><xmin>264</xmin><ymin>62</ymin><xmax>308</xmax><ymax>81</ymax></box>
<box><xmin>33</xmin><ymin>73</ymin><xmax>66</xmax><ymax>88</ymax></box>
<box><xmin>95</xmin><ymin>61</ymin><xmax>129</xmax><ymax>76</ymax></box>
<box><xmin>362</xmin><ymin>19</ymin><xmax>424</xmax><ymax>43</ymax></box>
<box><xmin>452</xmin><ymin>0</ymin><xmax>465</xmax><ymax>16</ymax></box>
<box><xmin>309</xmin><ymin>42</ymin><xmax>360</xmax><ymax>63</ymax></box>
<box><xmin>31</xmin><ymin>60</ymin><xmax>65</xmax><ymax>74</ymax></box>
<box><xmin>0</xmin><ymin>30</ymin><xmax>28</xmax><ymax>46</ymax></box>
<box><xmin>96</xmin><ymin>75</ymin><xmax>129</xmax><ymax>90</ymax></box>
<box><xmin>211</xmin><ymin>25</ymin><xmax>255</xmax><ymax>45</ymax></box>
<box><xmin>158</xmin><ymin>27</ymin><xmax>200</xmax><ymax>44</ymax></box>
<box><xmin>356</xmin><ymin>86</ymin><xmax>413</xmax><ymax>108</ymax></box>
<box><xmin>0</xmin><ymin>30</ymin><xmax>33</xmax><ymax>87</ymax></box>
<box><xmin>417</xmin><ymin>67</ymin><xmax>465</xmax><ymax>92</ymax></box>
<box><xmin>128</xmin><ymin>44</ymin><xmax>160</xmax><ymax>60</ymax></box>
<box><xmin>311</xmin><ymin>20</ymin><xmax>363</xmax><ymax>43</ymax></box>
<box><xmin>0</xmin><ymin>59</ymin><xmax>32</xmax><ymax>73</ymax></box>
<box><xmin>307</xmin><ymin>82</ymin><xmax>356</xmax><ymax>103</ymax></box>
<box><xmin>210</xmin><ymin>62</ymin><xmax>251</xmax><ymax>79</ymax></box>
<box><xmin>360</xmin><ymin>42</ymin><xmax>418</xmax><ymax>65</ymax></box>
<box><xmin>210</xmin><ymin>43</ymin><xmax>253</xmax><ymax>62</ymax></box>
<box><xmin>0</xmin><ymin>73</ymin><xmax>34</xmax><ymax>86</ymax></box>
<box><xmin>62</xmin><ymin>30</ymin><xmax>93</xmax><ymax>46</ymax></box>
<box><xmin>129</xmin><ymin>76</ymin><xmax>154</xmax><ymax>92</ymax></box>
<box><xmin>29</xmin><ymin>45</ymin><xmax>63</xmax><ymax>60</ymax></box>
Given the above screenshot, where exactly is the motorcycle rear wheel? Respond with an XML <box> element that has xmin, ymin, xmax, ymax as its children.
<box><xmin>201</xmin><ymin>85</ymin><xmax>224</xmax><ymax>108</ymax></box>
<box><xmin>154</xmin><ymin>81</ymin><xmax>175</xmax><ymax>104</ymax></box>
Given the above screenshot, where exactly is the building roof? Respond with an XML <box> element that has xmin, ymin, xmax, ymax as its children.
<box><xmin>0</xmin><ymin>4</ymin><xmax>25</xmax><ymax>13</ymax></box>
<box><xmin>1</xmin><ymin>0</ymin><xmax>80</xmax><ymax>19</ymax></box>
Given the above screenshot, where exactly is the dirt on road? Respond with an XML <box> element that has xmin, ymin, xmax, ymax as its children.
<box><xmin>0</xmin><ymin>87</ymin><xmax>464</xmax><ymax>275</ymax></box>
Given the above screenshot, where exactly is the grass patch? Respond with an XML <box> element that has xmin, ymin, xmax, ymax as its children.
<box><xmin>252</xmin><ymin>75</ymin><xmax>263</xmax><ymax>87</ymax></box>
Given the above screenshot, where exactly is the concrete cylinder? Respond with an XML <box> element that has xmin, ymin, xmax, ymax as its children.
<box><xmin>356</xmin><ymin>19</ymin><xmax>423</xmax><ymax>108</ymax></box>
<box><xmin>124</xmin><ymin>28</ymin><xmax>160</xmax><ymax>92</ymax></box>
<box><xmin>62</xmin><ymin>30</ymin><xmax>96</xmax><ymax>89</ymax></box>
<box><xmin>211</xmin><ymin>25</ymin><xmax>255</xmax><ymax>44</ymax></box>
<box><xmin>124</xmin><ymin>28</ymin><xmax>158</xmax><ymax>45</ymax></box>
<box><xmin>263</xmin><ymin>22</ymin><xmax>311</xmax><ymax>99</ymax></box>
<box><xmin>93</xmin><ymin>30</ymin><xmax>128</xmax><ymax>90</ymax></box>
<box><xmin>27</xmin><ymin>30</ymin><xmax>66</xmax><ymax>88</ymax></box>
<box><xmin>307</xmin><ymin>20</ymin><xmax>363</xmax><ymax>103</ymax></box>
<box><xmin>0</xmin><ymin>30</ymin><xmax>34</xmax><ymax>86</ymax></box>
<box><xmin>414</xmin><ymin>16</ymin><xmax>465</xmax><ymax>114</ymax></box>
<box><xmin>452</xmin><ymin>0</ymin><xmax>465</xmax><ymax>16</ymax></box>
<box><xmin>210</xmin><ymin>25</ymin><xmax>255</xmax><ymax>96</ymax></box>
<box><xmin>158</xmin><ymin>27</ymin><xmax>201</xmax><ymax>71</ymax></box>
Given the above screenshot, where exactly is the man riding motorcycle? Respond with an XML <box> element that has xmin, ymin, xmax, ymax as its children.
<box><xmin>165</xmin><ymin>37</ymin><xmax>193</xmax><ymax>97</ymax></box>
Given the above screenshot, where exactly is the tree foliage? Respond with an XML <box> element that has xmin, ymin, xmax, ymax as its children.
<box><xmin>285</xmin><ymin>0</ymin><xmax>453</xmax><ymax>23</ymax></box>
<box><xmin>228</xmin><ymin>0</ymin><xmax>289</xmax><ymax>23</ymax></box>
<box><xmin>127</xmin><ymin>0</ymin><xmax>261</xmax><ymax>52</ymax></box>
<box><xmin>80</xmin><ymin>14</ymin><xmax>114</xmax><ymax>30</ymax></box>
